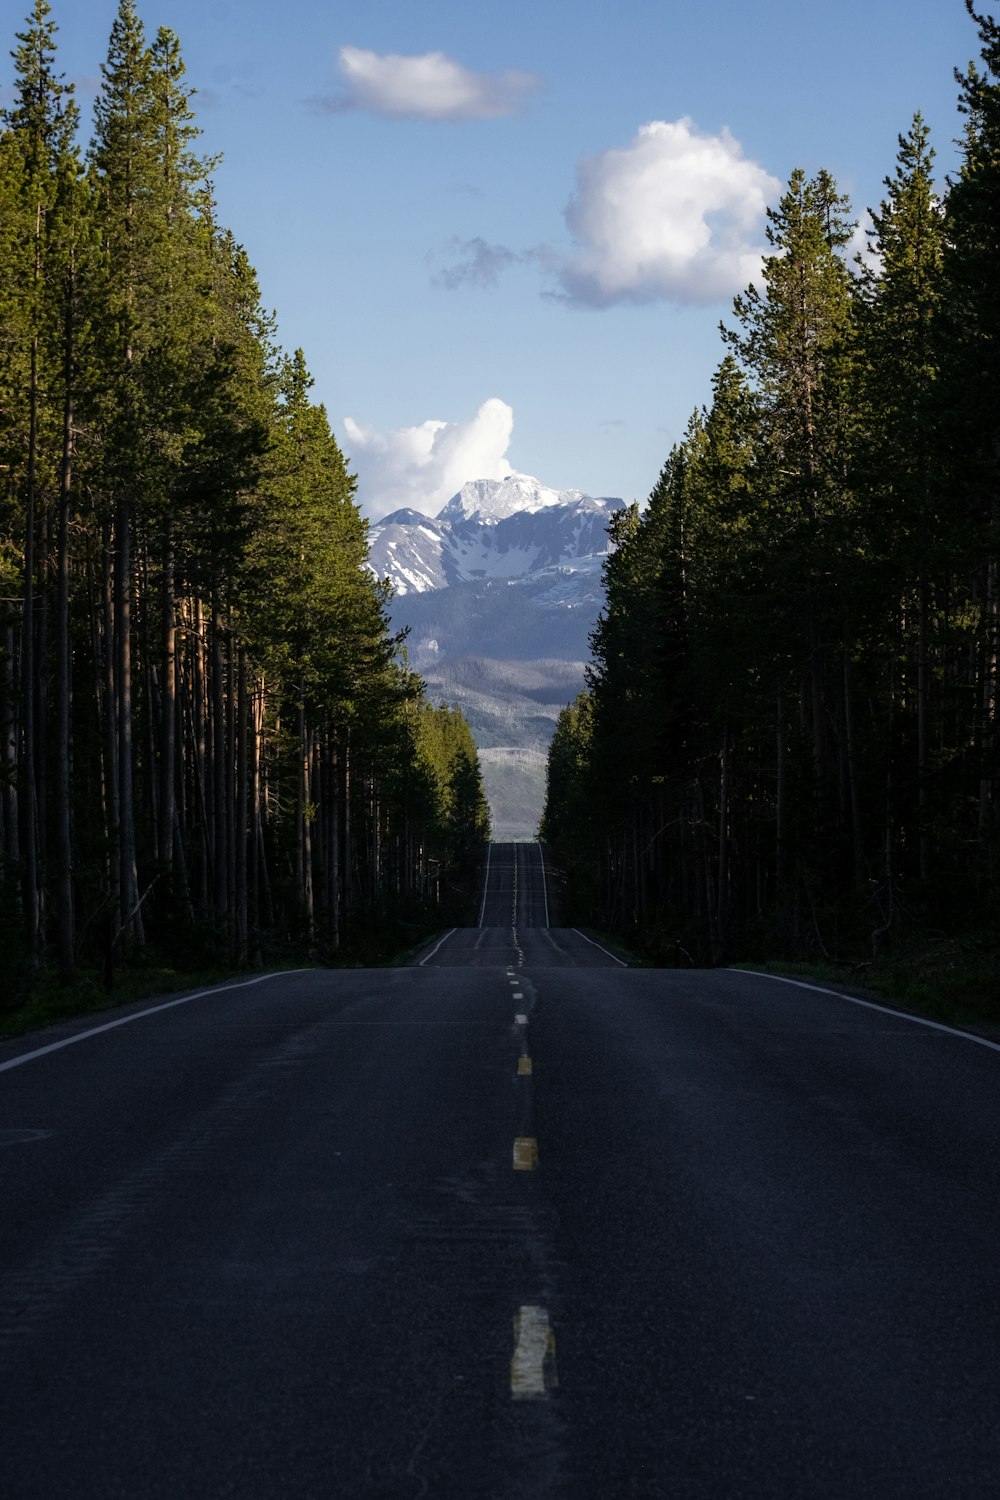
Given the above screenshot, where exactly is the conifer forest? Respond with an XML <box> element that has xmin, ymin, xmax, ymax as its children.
<box><xmin>0</xmin><ymin>0</ymin><xmax>490</xmax><ymax>1002</ymax></box>
<box><xmin>543</xmin><ymin>3</ymin><xmax>1000</xmax><ymax>976</ymax></box>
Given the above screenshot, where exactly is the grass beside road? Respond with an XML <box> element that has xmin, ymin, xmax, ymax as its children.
<box><xmin>572</xmin><ymin>926</ymin><xmax>641</xmax><ymax>967</ymax></box>
<box><xmin>730</xmin><ymin>930</ymin><xmax>1000</xmax><ymax>1037</ymax></box>
<box><xmin>0</xmin><ymin>960</ymin><xmax>242</xmax><ymax>1042</ymax></box>
<box><xmin>0</xmin><ymin>914</ymin><xmax>458</xmax><ymax>1043</ymax></box>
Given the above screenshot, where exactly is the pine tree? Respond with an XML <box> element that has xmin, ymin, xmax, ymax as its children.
<box><xmin>942</xmin><ymin>2</ymin><xmax>1000</xmax><ymax>851</ymax></box>
<box><xmin>725</xmin><ymin>167</ymin><xmax>859</xmax><ymax>926</ymax></box>
<box><xmin>857</xmin><ymin>114</ymin><xmax>944</xmax><ymax>885</ymax></box>
<box><xmin>3</xmin><ymin>0</ymin><xmax>79</xmax><ymax>959</ymax></box>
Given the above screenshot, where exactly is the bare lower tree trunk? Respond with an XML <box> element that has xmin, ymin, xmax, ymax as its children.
<box><xmin>55</xmin><ymin>287</ymin><xmax>76</xmax><ymax>982</ymax></box>
<box><xmin>191</xmin><ymin>598</ymin><xmax>209</xmax><ymax>913</ymax></box>
<box><xmin>978</xmin><ymin>554</ymin><xmax>998</xmax><ymax>838</ymax></box>
<box><xmin>298</xmin><ymin>702</ymin><xmax>315</xmax><ymax>945</ymax></box>
<box><xmin>717</xmin><ymin>723</ymin><xmax>730</xmax><ymax>958</ymax></box>
<box><xmin>159</xmin><ymin>527</ymin><xmax>176</xmax><ymax>874</ymax></box>
<box><xmin>234</xmin><ymin>647</ymin><xmax>248</xmax><ymax>964</ymax></box>
<box><xmin>1</xmin><ymin>612</ymin><xmax>20</xmax><ymax>876</ymax></box>
<box><xmin>115</xmin><ymin>498</ymin><xmax>142</xmax><ymax>947</ymax></box>
<box><xmin>917</xmin><ymin>578</ymin><xmax>930</xmax><ymax>882</ymax></box>
<box><xmin>225</xmin><ymin>620</ymin><xmax>236</xmax><ymax>922</ymax></box>
<box><xmin>249</xmin><ymin>676</ymin><xmax>262</xmax><ymax>951</ymax></box>
<box><xmin>329</xmin><ymin>737</ymin><xmax>340</xmax><ymax>952</ymax></box>
<box><xmin>842</xmin><ymin>649</ymin><xmax>864</xmax><ymax>888</ymax></box>
<box><xmin>20</xmin><ymin>333</ymin><xmax>40</xmax><ymax>956</ymax></box>
<box><xmin>211</xmin><ymin>607</ymin><xmax>228</xmax><ymax>929</ymax></box>
<box><xmin>100</xmin><ymin>526</ymin><xmax>120</xmax><ymax>932</ymax></box>
<box><xmin>775</xmin><ymin>691</ymin><xmax>790</xmax><ymax>916</ymax></box>
<box><xmin>343</xmin><ymin>731</ymin><xmax>353</xmax><ymax>921</ymax></box>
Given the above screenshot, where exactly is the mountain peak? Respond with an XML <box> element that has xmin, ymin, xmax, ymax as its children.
<box><xmin>367</xmin><ymin>473</ymin><xmax>623</xmax><ymax>596</ymax></box>
<box><xmin>437</xmin><ymin>473</ymin><xmax>584</xmax><ymax>525</ymax></box>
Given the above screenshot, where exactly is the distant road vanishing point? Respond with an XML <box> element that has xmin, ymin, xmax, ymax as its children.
<box><xmin>2</xmin><ymin>842</ymin><xmax>1000</xmax><ymax>1496</ymax></box>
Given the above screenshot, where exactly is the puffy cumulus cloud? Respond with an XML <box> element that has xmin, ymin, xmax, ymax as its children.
<box><xmin>322</xmin><ymin>46</ymin><xmax>539</xmax><ymax>120</ymax></box>
<box><xmin>343</xmin><ymin>398</ymin><xmax>515</xmax><ymax>519</ymax></box>
<box><xmin>555</xmin><ymin>118</ymin><xmax>781</xmax><ymax>307</ymax></box>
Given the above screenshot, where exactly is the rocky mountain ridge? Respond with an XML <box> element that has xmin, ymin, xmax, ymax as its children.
<box><xmin>368</xmin><ymin>474</ymin><xmax>622</xmax><ymax>599</ymax></box>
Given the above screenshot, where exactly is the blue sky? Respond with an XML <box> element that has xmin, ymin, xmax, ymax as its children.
<box><xmin>13</xmin><ymin>0</ymin><xmax>986</xmax><ymax>518</ymax></box>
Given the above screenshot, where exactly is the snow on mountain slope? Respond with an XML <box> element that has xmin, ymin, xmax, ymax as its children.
<box><xmin>437</xmin><ymin>473</ymin><xmax>584</xmax><ymax>524</ymax></box>
<box><xmin>368</xmin><ymin>475</ymin><xmax>623</xmax><ymax>598</ymax></box>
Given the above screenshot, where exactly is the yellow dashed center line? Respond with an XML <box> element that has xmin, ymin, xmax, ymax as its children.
<box><xmin>517</xmin><ymin>1055</ymin><xmax>533</xmax><ymax>1075</ymax></box>
<box><xmin>513</xmin><ymin>1136</ymin><xmax>538</xmax><ymax>1170</ymax></box>
<box><xmin>511</xmin><ymin>1306</ymin><xmax>558</xmax><ymax>1400</ymax></box>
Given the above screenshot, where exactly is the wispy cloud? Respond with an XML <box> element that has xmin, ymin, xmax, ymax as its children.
<box><xmin>316</xmin><ymin>46</ymin><xmax>540</xmax><ymax>121</ymax></box>
<box><xmin>343</xmin><ymin>398</ymin><xmax>515</xmax><ymax>520</ymax></box>
<box><xmin>431</xmin><ymin>237</ymin><xmax>519</xmax><ymax>290</ymax></box>
<box><xmin>553</xmin><ymin>118</ymin><xmax>780</xmax><ymax>307</ymax></box>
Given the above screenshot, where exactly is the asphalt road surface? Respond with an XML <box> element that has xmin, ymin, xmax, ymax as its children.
<box><xmin>2</xmin><ymin>841</ymin><xmax>999</xmax><ymax>1498</ymax></box>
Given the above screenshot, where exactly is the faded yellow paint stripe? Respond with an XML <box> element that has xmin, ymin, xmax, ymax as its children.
<box><xmin>511</xmin><ymin>1306</ymin><xmax>558</xmax><ymax>1399</ymax></box>
<box><xmin>513</xmin><ymin>1136</ymin><xmax>538</xmax><ymax>1170</ymax></box>
<box><xmin>517</xmin><ymin>1055</ymin><xmax>533</xmax><ymax>1076</ymax></box>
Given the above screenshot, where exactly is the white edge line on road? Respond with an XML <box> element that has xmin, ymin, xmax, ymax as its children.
<box><xmin>0</xmin><ymin>969</ymin><xmax>311</xmax><ymax>1074</ymax></box>
<box><xmin>730</xmin><ymin>968</ymin><xmax>1000</xmax><ymax>1055</ymax></box>
<box><xmin>418</xmin><ymin>929</ymin><xmax>457</xmax><ymax>967</ymax></box>
<box><xmin>538</xmin><ymin>841</ymin><xmax>550</xmax><ymax>929</ymax></box>
<box><xmin>572</xmin><ymin>929</ymin><xmax>628</xmax><ymax>966</ymax></box>
<box><xmin>478</xmin><ymin>842</ymin><xmax>493</xmax><ymax>929</ymax></box>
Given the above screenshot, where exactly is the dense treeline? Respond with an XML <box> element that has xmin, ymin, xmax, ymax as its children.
<box><xmin>543</xmin><ymin>2</ymin><xmax>999</xmax><ymax>967</ymax></box>
<box><xmin>0</xmin><ymin>0</ymin><xmax>489</xmax><ymax>994</ymax></box>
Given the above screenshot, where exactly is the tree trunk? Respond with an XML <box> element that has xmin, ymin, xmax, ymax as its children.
<box><xmin>329</xmin><ymin>737</ymin><xmax>341</xmax><ymax>951</ymax></box>
<box><xmin>115</xmin><ymin>498</ymin><xmax>142</xmax><ymax>947</ymax></box>
<box><xmin>917</xmin><ymin>577</ymin><xmax>930</xmax><ymax>882</ymax></box>
<box><xmin>775</xmin><ymin>691</ymin><xmax>790</xmax><ymax>917</ymax></box>
<box><xmin>20</xmin><ymin>332</ymin><xmax>40</xmax><ymax>955</ymax></box>
<box><xmin>842</xmin><ymin>649</ymin><xmax>864</xmax><ymax>887</ymax></box>
<box><xmin>55</xmin><ymin>280</ymin><xmax>76</xmax><ymax>981</ymax></box>
<box><xmin>211</xmin><ymin>607</ymin><xmax>228</xmax><ymax>928</ymax></box>
<box><xmin>234</xmin><ymin>647</ymin><xmax>248</xmax><ymax>965</ymax></box>
<box><xmin>1</xmin><ymin>612</ymin><xmax>20</xmax><ymax>875</ymax></box>
<box><xmin>159</xmin><ymin>526</ymin><xmax>176</xmax><ymax>874</ymax></box>
<box><xmin>717</xmin><ymin>724</ymin><xmax>730</xmax><ymax>957</ymax></box>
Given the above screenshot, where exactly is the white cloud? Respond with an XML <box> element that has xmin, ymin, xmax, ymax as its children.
<box><xmin>847</xmin><ymin>210</ymin><xmax>882</xmax><ymax>276</ymax></box>
<box><xmin>325</xmin><ymin>46</ymin><xmax>539</xmax><ymax>120</ymax></box>
<box><xmin>555</xmin><ymin>118</ymin><xmax>781</xmax><ymax>307</ymax></box>
<box><xmin>344</xmin><ymin>398</ymin><xmax>515</xmax><ymax>519</ymax></box>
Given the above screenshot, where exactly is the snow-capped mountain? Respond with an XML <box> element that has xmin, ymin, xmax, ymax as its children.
<box><xmin>366</xmin><ymin>472</ymin><xmax>625</xmax><ymax>838</ymax></box>
<box><xmin>368</xmin><ymin>473</ymin><xmax>622</xmax><ymax>598</ymax></box>
<box><xmin>438</xmin><ymin>473</ymin><xmax>587</xmax><ymax>524</ymax></box>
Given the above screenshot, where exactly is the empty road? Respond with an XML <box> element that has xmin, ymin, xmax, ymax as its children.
<box><xmin>2</xmin><ymin>841</ymin><xmax>999</xmax><ymax>1497</ymax></box>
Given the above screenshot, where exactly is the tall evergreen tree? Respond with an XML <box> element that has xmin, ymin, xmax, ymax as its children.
<box><xmin>942</xmin><ymin>2</ymin><xmax>1000</xmax><ymax>848</ymax></box>
<box><xmin>857</xmin><ymin>114</ymin><xmax>944</xmax><ymax>884</ymax></box>
<box><xmin>3</xmin><ymin>0</ymin><xmax>79</xmax><ymax>958</ymax></box>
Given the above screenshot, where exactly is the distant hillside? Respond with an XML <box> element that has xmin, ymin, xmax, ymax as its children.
<box><xmin>477</xmin><ymin>749</ymin><xmax>549</xmax><ymax>842</ymax></box>
<box><xmin>414</xmin><ymin>656</ymin><xmax>587</xmax><ymax>752</ymax></box>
